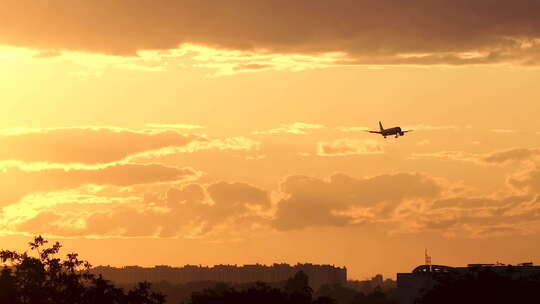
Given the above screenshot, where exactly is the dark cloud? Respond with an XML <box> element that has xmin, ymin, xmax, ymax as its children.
<box><xmin>273</xmin><ymin>173</ymin><xmax>441</xmax><ymax>230</ymax></box>
<box><xmin>0</xmin><ymin>127</ymin><xmax>205</xmax><ymax>165</ymax></box>
<box><xmin>1</xmin><ymin>0</ymin><xmax>540</xmax><ymax>65</ymax></box>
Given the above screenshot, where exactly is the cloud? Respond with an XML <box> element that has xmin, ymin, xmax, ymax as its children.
<box><xmin>246</xmin><ymin>155</ymin><xmax>267</xmax><ymax>161</ymax></box>
<box><xmin>410</xmin><ymin>151</ymin><xmax>483</xmax><ymax>164</ymax></box>
<box><xmin>411</xmin><ymin>148</ymin><xmax>540</xmax><ymax>166</ymax></box>
<box><xmin>391</xmin><ymin>163</ymin><xmax>540</xmax><ymax>237</ymax></box>
<box><xmin>407</xmin><ymin>193</ymin><xmax>540</xmax><ymax>238</ymax></box>
<box><xmin>270</xmin><ymin>170</ymin><xmax>540</xmax><ymax>237</ymax></box>
<box><xmin>0</xmin><ymin>127</ymin><xmax>205</xmax><ymax>165</ymax></box>
<box><xmin>273</xmin><ymin>173</ymin><xmax>442</xmax><ymax>230</ymax></box>
<box><xmin>203</xmin><ymin>137</ymin><xmax>261</xmax><ymax>151</ymax></box>
<box><xmin>7</xmin><ymin>169</ymin><xmax>540</xmax><ymax>239</ymax></box>
<box><xmin>32</xmin><ymin>50</ymin><xmax>62</xmax><ymax>58</ymax></box>
<box><xmin>482</xmin><ymin>149</ymin><xmax>540</xmax><ymax>164</ymax></box>
<box><xmin>128</xmin><ymin>136</ymin><xmax>262</xmax><ymax>162</ymax></box>
<box><xmin>317</xmin><ymin>139</ymin><xmax>383</xmax><ymax>156</ymax></box>
<box><xmin>508</xmin><ymin>166</ymin><xmax>540</xmax><ymax>194</ymax></box>
<box><xmin>234</xmin><ymin>63</ymin><xmax>272</xmax><ymax>71</ymax></box>
<box><xmin>490</xmin><ymin>129</ymin><xmax>516</xmax><ymax>133</ymax></box>
<box><xmin>0</xmin><ymin>47</ymin><xmax>176</xmax><ymax>76</ymax></box>
<box><xmin>206</xmin><ymin>182</ymin><xmax>271</xmax><ymax>212</ymax></box>
<box><xmin>404</xmin><ymin>124</ymin><xmax>460</xmax><ymax>131</ymax></box>
<box><xmin>11</xmin><ymin>181</ymin><xmax>271</xmax><ymax>239</ymax></box>
<box><xmin>253</xmin><ymin>123</ymin><xmax>325</xmax><ymax>135</ymax></box>
<box><xmin>0</xmin><ymin>127</ymin><xmax>260</xmax><ymax>166</ymax></box>
<box><xmin>191</xmin><ymin>47</ymin><xmax>347</xmax><ymax>76</ymax></box>
<box><xmin>145</xmin><ymin>123</ymin><xmax>205</xmax><ymax>130</ymax></box>
<box><xmin>3</xmin><ymin>0</ymin><xmax>540</xmax><ymax>65</ymax></box>
<box><xmin>0</xmin><ymin>163</ymin><xmax>199</xmax><ymax>207</ymax></box>
<box><xmin>337</xmin><ymin>126</ymin><xmax>370</xmax><ymax>132</ymax></box>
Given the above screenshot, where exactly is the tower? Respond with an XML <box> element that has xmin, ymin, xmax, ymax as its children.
<box><xmin>425</xmin><ymin>249</ymin><xmax>432</xmax><ymax>271</ymax></box>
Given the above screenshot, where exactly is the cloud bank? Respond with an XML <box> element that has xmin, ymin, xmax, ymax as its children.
<box><xmin>2</xmin><ymin>0</ymin><xmax>540</xmax><ymax>65</ymax></box>
<box><xmin>5</xmin><ymin>167</ymin><xmax>540</xmax><ymax>240</ymax></box>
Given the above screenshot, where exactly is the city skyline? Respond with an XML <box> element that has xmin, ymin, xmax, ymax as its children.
<box><xmin>91</xmin><ymin>263</ymin><xmax>347</xmax><ymax>290</ymax></box>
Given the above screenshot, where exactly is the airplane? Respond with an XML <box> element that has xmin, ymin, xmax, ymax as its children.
<box><xmin>366</xmin><ymin>122</ymin><xmax>413</xmax><ymax>138</ymax></box>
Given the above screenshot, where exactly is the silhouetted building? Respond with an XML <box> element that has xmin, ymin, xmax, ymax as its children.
<box><xmin>397</xmin><ymin>262</ymin><xmax>540</xmax><ymax>304</ymax></box>
<box><xmin>92</xmin><ymin>263</ymin><xmax>347</xmax><ymax>290</ymax></box>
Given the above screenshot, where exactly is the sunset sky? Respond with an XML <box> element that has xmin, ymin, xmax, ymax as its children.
<box><xmin>2</xmin><ymin>0</ymin><xmax>540</xmax><ymax>279</ymax></box>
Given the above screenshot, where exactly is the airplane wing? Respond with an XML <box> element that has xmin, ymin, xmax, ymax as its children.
<box><xmin>365</xmin><ymin>130</ymin><xmax>382</xmax><ymax>134</ymax></box>
<box><xmin>402</xmin><ymin>130</ymin><xmax>413</xmax><ymax>133</ymax></box>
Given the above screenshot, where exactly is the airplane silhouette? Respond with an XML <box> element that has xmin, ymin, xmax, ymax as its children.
<box><xmin>366</xmin><ymin>122</ymin><xmax>413</xmax><ymax>138</ymax></box>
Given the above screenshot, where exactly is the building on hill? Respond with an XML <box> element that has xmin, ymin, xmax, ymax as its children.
<box><xmin>91</xmin><ymin>263</ymin><xmax>347</xmax><ymax>290</ymax></box>
<box><xmin>397</xmin><ymin>262</ymin><xmax>540</xmax><ymax>304</ymax></box>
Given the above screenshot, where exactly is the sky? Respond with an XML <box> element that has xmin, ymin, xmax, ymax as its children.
<box><xmin>1</xmin><ymin>0</ymin><xmax>540</xmax><ymax>280</ymax></box>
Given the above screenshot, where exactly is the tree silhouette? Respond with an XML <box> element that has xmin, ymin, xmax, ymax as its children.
<box><xmin>316</xmin><ymin>284</ymin><xmax>396</xmax><ymax>304</ymax></box>
<box><xmin>188</xmin><ymin>271</ymin><xmax>340</xmax><ymax>304</ymax></box>
<box><xmin>0</xmin><ymin>235</ymin><xmax>165</xmax><ymax>304</ymax></box>
<box><xmin>285</xmin><ymin>271</ymin><xmax>313</xmax><ymax>304</ymax></box>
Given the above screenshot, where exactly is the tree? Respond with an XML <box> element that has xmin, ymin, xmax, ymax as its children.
<box><xmin>189</xmin><ymin>281</ymin><xmax>289</xmax><ymax>304</ymax></box>
<box><xmin>317</xmin><ymin>283</ymin><xmax>396</xmax><ymax>304</ymax></box>
<box><xmin>0</xmin><ymin>235</ymin><xmax>165</xmax><ymax>304</ymax></box>
<box><xmin>285</xmin><ymin>271</ymin><xmax>313</xmax><ymax>304</ymax></box>
<box><xmin>188</xmin><ymin>271</ymin><xmax>337</xmax><ymax>304</ymax></box>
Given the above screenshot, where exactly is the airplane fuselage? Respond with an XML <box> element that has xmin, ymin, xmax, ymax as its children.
<box><xmin>367</xmin><ymin>122</ymin><xmax>410</xmax><ymax>138</ymax></box>
<box><xmin>381</xmin><ymin>127</ymin><xmax>405</xmax><ymax>137</ymax></box>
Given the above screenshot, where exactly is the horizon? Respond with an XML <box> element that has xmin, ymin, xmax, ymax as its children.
<box><xmin>2</xmin><ymin>0</ymin><xmax>540</xmax><ymax>282</ymax></box>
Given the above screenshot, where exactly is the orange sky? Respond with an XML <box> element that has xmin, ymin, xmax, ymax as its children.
<box><xmin>1</xmin><ymin>0</ymin><xmax>540</xmax><ymax>280</ymax></box>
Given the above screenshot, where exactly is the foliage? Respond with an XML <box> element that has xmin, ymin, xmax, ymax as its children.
<box><xmin>187</xmin><ymin>271</ymin><xmax>336</xmax><ymax>304</ymax></box>
<box><xmin>0</xmin><ymin>235</ymin><xmax>165</xmax><ymax>304</ymax></box>
<box><xmin>132</xmin><ymin>281</ymin><xmax>218</xmax><ymax>304</ymax></box>
<box><xmin>317</xmin><ymin>284</ymin><xmax>396</xmax><ymax>304</ymax></box>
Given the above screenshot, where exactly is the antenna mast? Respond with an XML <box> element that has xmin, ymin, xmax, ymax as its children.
<box><xmin>425</xmin><ymin>249</ymin><xmax>432</xmax><ymax>271</ymax></box>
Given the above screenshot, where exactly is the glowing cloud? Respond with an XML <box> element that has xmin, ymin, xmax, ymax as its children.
<box><xmin>253</xmin><ymin>123</ymin><xmax>325</xmax><ymax>135</ymax></box>
<box><xmin>317</xmin><ymin>139</ymin><xmax>383</xmax><ymax>156</ymax></box>
<box><xmin>0</xmin><ymin>127</ymin><xmax>205</xmax><ymax>165</ymax></box>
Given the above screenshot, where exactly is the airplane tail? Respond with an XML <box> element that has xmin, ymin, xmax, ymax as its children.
<box><xmin>379</xmin><ymin>121</ymin><xmax>384</xmax><ymax>131</ymax></box>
